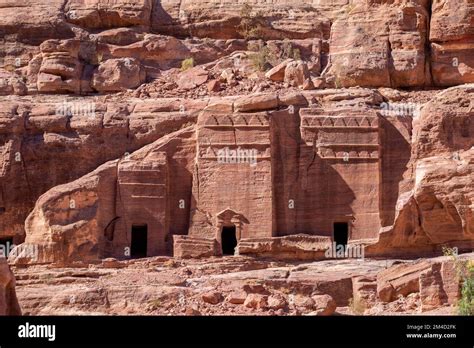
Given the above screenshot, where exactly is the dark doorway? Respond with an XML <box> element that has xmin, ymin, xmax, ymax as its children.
<box><xmin>222</xmin><ymin>226</ymin><xmax>237</xmax><ymax>255</ymax></box>
<box><xmin>131</xmin><ymin>225</ymin><xmax>148</xmax><ymax>259</ymax></box>
<box><xmin>333</xmin><ymin>222</ymin><xmax>349</xmax><ymax>249</ymax></box>
<box><xmin>0</xmin><ymin>237</ymin><xmax>13</xmax><ymax>257</ymax></box>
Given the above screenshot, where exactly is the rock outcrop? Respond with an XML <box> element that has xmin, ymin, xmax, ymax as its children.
<box><xmin>327</xmin><ymin>0</ymin><xmax>430</xmax><ymax>88</ymax></box>
<box><xmin>11</xmin><ymin>126</ymin><xmax>196</xmax><ymax>265</ymax></box>
<box><xmin>0</xmin><ymin>258</ymin><xmax>21</xmax><ymax>315</ymax></box>
<box><xmin>1</xmin><ymin>0</ymin><xmax>473</xmax><ymax>96</ymax></box>
<box><xmin>368</xmin><ymin>84</ymin><xmax>474</xmax><ymax>255</ymax></box>
<box><xmin>430</xmin><ymin>0</ymin><xmax>474</xmax><ymax>86</ymax></box>
<box><xmin>0</xmin><ymin>0</ymin><xmax>473</xmax><ymax>317</ymax></box>
<box><xmin>0</xmin><ymin>97</ymin><xmax>204</xmax><ymax>242</ymax></box>
<box><xmin>5</xmin><ymin>84</ymin><xmax>473</xmax><ymax>265</ymax></box>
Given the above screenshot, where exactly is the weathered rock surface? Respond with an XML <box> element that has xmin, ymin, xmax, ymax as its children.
<box><xmin>152</xmin><ymin>0</ymin><xmax>332</xmax><ymax>40</ymax></box>
<box><xmin>4</xmin><ymin>85</ymin><xmax>472</xmax><ymax>265</ymax></box>
<box><xmin>10</xmin><ymin>126</ymin><xmax>196</xmax><ymax>265</ymax></box>
<box><xmin>12</xmin><ymin>254</ymin><xmax>474</xmax><ymax>316</ymax></box>
<box><xmin>91</xmin><ymin>58</ymin><xmax>146</xmax><ymax>92</ymax></box>
<box><xmin>328</xmin><ymin>0</ymin><xmax>431</xmax><ymax>88</ymax></box>
<box><xmin>0</xmin><ymin>97</ymin><xmax>205</xmax><ymax>243</ymax></box>
<box><xmin>0</xmin><ymin>0</ymin><xmax>473</xmax><ymax>318</ymax></box>
<box><xmin>430</xmin><ymin>0</ymin><xmax>474</xmax><ymax>86</ymax></box>
<box><xmin>65</xmin><ymin>0</ymin><xmax>153</xmax><ymax>29</ymax></box>
<box><xmin>284</xmin><ymin>60</ymin><xmax>309</xmax><ymax>88</ymax></box>
<box><xmin>1</xmin><ymin>0</ymin><xmax>472</xmax><ymax>96</ymax></box>
<box><xmin>375</xmin><ymin>254</ymin><xmax>467</xmax><ymax>313</ymax></box>
<box><xmin>368</xmin><ymin>84</ymin><xmax>474</xmax><ymax>255</ymax></box>
<box><xmin>0</xmin><ymin>258</ymin><xmax>21</xmax><ymax>315</ymax></box>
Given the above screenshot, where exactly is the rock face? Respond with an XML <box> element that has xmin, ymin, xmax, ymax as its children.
<box><xmin>430</xmin><ymin>0</ymin><xmax>474</xmax><ymax>86</ymax></box>
<box><xmin>12</xmin><ymin>127</ymin><xmax>196</xmax><ymax>265</ymax></box>
<box><xmin>284</xmin><ymin>60</ymin><xmax>310</xmax><ymax>87</ymax></box>
<box><xmin>0</xmin><ymin>97</ymin><xmax>205</xmax><ymax>243</ymax></box>
<box><xmin>376</xmin><ymin>254</ymin><xmax>464</xmax><ymax>312</ymax></box>
<box><xmin>368</xmin><ymin>84</ymin><xmax>474</xmax><ymax>256</ymax></box>
<box><xmin>0</xmin><ymin>258</ymin><xmax>21</xmax><ymax>315</ymax></box>
<box><xmin>0</xmin><ymin>0</ymin><xmax>473</xmax><ymax>317</ymax></box>
<box><xmin>65</xmin><ymin>0</ymin><xmax>153</xmax><ymax>29</ymax></box>
<box><xmin>327</xmin><ymin>0</ymin><xmax>430</xmax><ymax>88</ymax></box>
<box><xmin>91</xmin><ymin>58</ymin><xmax>145</xmax><ymax>92</ymax></box>
<box><xmin>4</xmin><ymin>85</ymin><xmax>473</xmax><ymax>265</ymax></box>
<box><xmin>1</xmin><ymin>0</ymin><xmax>473</xmax><ymax>96</ymax></box>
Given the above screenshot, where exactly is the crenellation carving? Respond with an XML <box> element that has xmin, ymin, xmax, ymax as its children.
<box><xmin>202</xmin><ymin>112</ymin><xmax>270</xmax><ymax>129</ymax></box>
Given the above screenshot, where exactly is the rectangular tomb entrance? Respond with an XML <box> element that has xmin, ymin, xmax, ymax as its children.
<box><xmin>131</xmin><ymin>225</ymin><xmax>148</xmax><ymax>258</ymax></box>
<box><xmin>333</xmin><ymin>222</ymin><xmax>349</xmax><ymax>249</ymax></box>
<box><xmin>221</xmin><ymin>226</ymin><xmax>237</xmax><ymax>255</ymax></box>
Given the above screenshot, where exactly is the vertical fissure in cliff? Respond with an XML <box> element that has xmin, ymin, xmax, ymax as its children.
<box><xmin>425</xmin><ymin>0</ymin><xmax>433</xmax><ymax>87</ymax></box>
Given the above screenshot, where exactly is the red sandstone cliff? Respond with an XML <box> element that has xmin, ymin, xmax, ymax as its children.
<box><xmin>0</xmin><ymin>0</ymin><xmax>473</xmax><ymax>316</ymax></box>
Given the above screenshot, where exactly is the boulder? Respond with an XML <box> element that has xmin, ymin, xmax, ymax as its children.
<box><xmin>202</xmin><ymin>291</ymin><xmax>223</xmax><ymax>305</ymax></box>
<box><xmin>368</xmin><ymin>84</ymin><xmax>474</xmax><ymax>254</ymax></box>
<box><xmin>328</xmin><ymin>1</ymin><xmax>429</xmax><ymax>88</ymax></box>
<box><xmin>226</xmin><ymin>291</ymin><xmax>247</xmax><ymax>305</ymax></box>
<box><xmin>267</xmin><ymin>294</ymin><xmax>287</xmax><ymax>310</ymax></box>
<box><xmin>92</xmin><ymin>58</ymin><xmax>145</xmax><ymax>93</ymax></box>
<box><xmin>244</xmin><ymin>293</ymin><xmax>267</xmax><ymax>309</ymax></box>
<box><xmin>234</xmin><ymin>93</ymin><xmax>278</xmax><ymax>112</ymax></box>
<box><xmin>177</xmin><ymin>66</ymin><xmax>209</xmax><ymax>90</ymax></box>
<box><xmin>151</xmin><ymin>1</ymin><xmax>330</xmax><ymax>40</ymax></box>
<box><xmin>419</xmin><ymin>263</ymin><xmax>447</xmax><ymax>312</ymax></box>
<box><xmin>377</xmin><ymin>261</ymin><xmax>430</xmax><ymax>302</ymax></box>
<box><xmin>311</xmin><ymin>294</ymin><xmax>336</xmax><ymax>316</ymax></box>
<box><xmin>302</xmin><ymin>78</ymin><xmax>315</xmax><ymax>90</ymax></box>
<box><xmin>284</xmin><ymin>60</ymin><xmax>310</xmax><ymax>87</ymax></box>
<box><xmin>430</xmin><ymin>0</ymin><xmax>474</xmax><ymax>86</ymax></box>
<box><xmin>265</xmin><ymin>59</ymin><xmax>293</xmax><ymax>82</ymax></box>
<box><xmin>293</xmin><ymin>294</ymin><xmax>315</xmax><ymax>309</ymax></box>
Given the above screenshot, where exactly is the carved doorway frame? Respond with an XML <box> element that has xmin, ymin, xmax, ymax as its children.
<box><xmin>215</xmin><ymin>208</ymin><xmax>246</xmax><ymax>255</ymax></box>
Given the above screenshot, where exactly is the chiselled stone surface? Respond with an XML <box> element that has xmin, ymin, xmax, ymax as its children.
<box><xmin>5</xmin><ymin>85</ymin><xmax>472</xmax><ymax>267</ymax></box>
<box><xmin>0</xmin><ymin>97</ymin><xmax>205</xmax><ymax>243</ymax></box>
<box><xmin>10</xmin><ymin>127</ymin><xmax>196</xmax><ymax>265</ymax></box>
